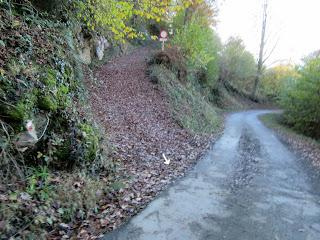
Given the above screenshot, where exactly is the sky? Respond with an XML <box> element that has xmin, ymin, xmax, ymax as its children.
<box><xmin>216</xmin><ymin>0</ymin><xmax>320</xmax><ymax>66</ymax></box>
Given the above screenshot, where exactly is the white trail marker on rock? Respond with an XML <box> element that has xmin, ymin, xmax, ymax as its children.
<box><xmin>162</xmin><ymin>153</ymin><xmax>170</xmax><ymax>165</ymax></box>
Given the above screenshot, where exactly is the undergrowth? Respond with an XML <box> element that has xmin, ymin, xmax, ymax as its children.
<box><xmin>260</xmin><ymin>113</ymin><xmax>320</xmax><ymax>145</ymax></box>
<box><xmin>0</xmin><ymin>2</ymin><xmax>116</xmax><ymax>238</ymax></box>
<box><xmin>0</xmin><ymin>3</ymin><xmax>105</xmax><ymax>176</ymax></box>
<box><xmin>260</xmin><ymin>113</ymin><xmax>320</xmax><ymax>169</ymax></box>
<box><xmin>149</xmin><ymin>64</ymin><xmax>221</xmax><ymax>134</ymax></box>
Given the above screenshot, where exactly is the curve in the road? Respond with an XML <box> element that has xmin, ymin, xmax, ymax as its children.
<box><xmin>104</xmin><ymin>110</ymin><xmax>320</xmax><ymax>240</ymax></box>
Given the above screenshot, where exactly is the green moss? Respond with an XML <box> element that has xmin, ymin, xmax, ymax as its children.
<box><xmin>56</xmin><ymin>85</ymin><xmax>70</xmax><ymax>108</ymax></box>
<box><xmin>64</xmin><ymin>65</ymin><xmax>73</xmax><ymax>80</ymax></box>
<box><xmin>38</xmin><ymin>95</ymin><xmax>58</xmax><ymax>111</ymax></box>
<box><xmin>38</xmin><ymin>66</ymin><xmax>71</xmax><ymax>110</ymax></box>
<box><xmin>63</xmin><ymin>64</ymin><xmax>78</xmax><ymax>92</ymax></box>
<box><xmin>7</xmin><ymin>93</ymin><xmax>37</xmax><ymax>121</ymax></box>
<box><xmin>7</xmin><ymin>102</ymin><xmax>28</xmax><ymax>120</ymax></box>
<box><xmin>0</xmin><ymin>6</ymin><xmax>105</xmax><ymax>177</ymax></box>
<box><xmin>59</xmin><ymin>85</ymin><xmax>69</xmax><ymax>95</ymax></box>
<box><xmin>42</xmin><ymin>69</ymin><xmax>57</xmax><ymax>87</ymax></box>
<box><xmin>79</xmin><ymin>123</ymin><xmax>99</xmax><ymax>161</ymax></box>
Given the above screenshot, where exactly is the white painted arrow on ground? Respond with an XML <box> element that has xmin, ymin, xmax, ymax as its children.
<box><xmin>162</xmin><ymin>153</ymin><xmax>170</xmax><ymax>165</ymax></box>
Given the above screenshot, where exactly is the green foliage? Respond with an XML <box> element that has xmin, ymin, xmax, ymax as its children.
<box><xmin>42</xmin><ymin>68</ymin><xmax>57</xmax><ymax>87</ymax></box>
<box><xmin>110</xmin><ymin>181</ymin><xmax>126</xmax><ymax>191</ymax></box>
<box><xmin>44</xmin><ymin>131</ymin><xmax>72</xmax><ymax>167</ymax></box>
<box><xmin>150</xmin><ymin>65</ymin><xmax>221</xmax><ymax>134</ymax></box>
<box><xmin>38</xmin><ymin>94</ymin><xmax>58</xmax><ymax>111</ymax></box>
<box><xmin>0</xmin><ymin>3</ymin><xmax>104</xmax><ymax>178</ymax></box>
<box><xmin>170</xmin><ymin>2</ymin><xmax>221</xmax><ymax>96</ymax></box>
<box><xmin>260</xmin><ymin>64</ymin><xmax>299</xmax><ymax>101</ymax></box>
<box><xmin>148</xmin><ymin>47</ymin><xmax>187</xmax><ymax>82</ymax></box>
<box><xmin>280</xmin><ymin>57</ymin><xmax>320</xmax><ymax>139</ymax></box>
<box><xmin>0</xmin><ymin>169</ymin><xmax>108</xmax><ymax>238</ymax></box>
<box><xmin>7</xmin><ymin>59</ymin><xmax>24</xmax><ymax>76</ymax></box>
<box><xmin>172</xmin><ymin>11</ymin><xmax>221</xmax><ymax>71</ymax></box>
<box><xmin>74</xmin><ymin>0</ymin><xmax>196</xmax><ymax>41</ymax></box>
<box><xmin>219</xmin><ymin>37</ymin><xmax>256</xmax><ymax>92</ymax></box>
<box><xmin>7</xmin><ymin>93</ymin><xmax>37</xmax><ymax>121</ymax></box>
<box><xmin>79</xmin><ymin>123</ymin><xmax>99</xmax><ymax>162</ymax></box>
<box><xmin>31</xmin><ymin>0</ymin><xmax>69</xmax><ymax>13</ymax></box>
<box><xmin>204</xmin><ymin>59</ymin><xmax>220</xmax><ymax>89</ymax></box>
<box><xmin>27</xmin><ymin>166</ymin><xmax>51</xmax><ymax>201</ymax></box>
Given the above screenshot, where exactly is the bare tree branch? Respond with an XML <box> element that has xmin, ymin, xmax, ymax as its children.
<box><xmin>263</xmin><ymin>35</ymin><xmax>280</xmax><ymax>64</ymax></box>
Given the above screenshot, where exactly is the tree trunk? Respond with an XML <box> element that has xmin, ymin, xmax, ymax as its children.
<box><xmin>252</xmin><ymin>0</ymin><xmax>268</xmax><ymax>99</ymax></box>
<box><xmin>184</xmin><ymin>7</ymin><xmax>192</xmax><ymax>25</ymax></box>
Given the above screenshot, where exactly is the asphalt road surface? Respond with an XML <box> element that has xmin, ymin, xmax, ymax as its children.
<box><xmin>104</xmin><ymin>110</ymin><xmax>320</xmax><ymax>240</ymax></box>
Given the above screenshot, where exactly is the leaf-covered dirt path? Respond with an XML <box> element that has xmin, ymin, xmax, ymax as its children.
<box><xmin>85</xmin><ymin>47</ymin><xmax>219</xmax><ymax>235</ymax></box>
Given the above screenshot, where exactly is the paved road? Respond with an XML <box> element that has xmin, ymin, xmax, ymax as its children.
<box><xmin>104</xmin><ymin>110</ymin><xmax>320</xmax><ymax>240</ymax></box>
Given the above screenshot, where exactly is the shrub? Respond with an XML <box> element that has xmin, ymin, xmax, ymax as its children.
<box><xmin>27</xmin><ymin>166</ymin><xmax>52</xmax><ymax>201</ymax></box>
<box><xmin>260</xmin><ymin>64</ymin><xmax>299</xmax><ymax>101</ymax></box>
<box><xmin>171</xmin><ymin>4</ymin><xmax>221</xmax><ymax>93</ymax></box>
<box><xmin>52</xmin><ymin>174</ymin><xmax>104</xmax><ymax>222</ymax></box>
<box><xmin>149</xmin><ymin>64</ymin><xmax>221</xmax><ymax>134</ymax></box>
<box><xmin>0</xmin><ymin>171</ymin><xmax>106</xmax><ymax>238</ymax></box>
<box><xmin>172</xmin><ymin>13</ymin><xmax>221</xmax><ymax>73</ymax></box>
<box><xmin>219</xmin><ymin>37</ymin><xmax>256</xmax><ymax>93</ymax></box>
<box><xmin>280</xmin><ymin>57</ymin><xmax>320</xmax><ymax>139</ymax></box>
<box><xmin>148</xmin><ymin>47</ymin><xmax>187</xmax><ymax>82</ymax></box>
<box><xmin>78</xmin><ymin>123</ymin><xmax>100</xmax><ymax>163</ymax></box>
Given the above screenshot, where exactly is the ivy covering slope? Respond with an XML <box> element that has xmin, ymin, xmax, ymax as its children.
<box><xmin>0</xmin><ymin>2</ymin><xmax>110</xmax><ymax>238</ymax></box>
<box><xmin>0</xmin><ymin>3</ymin><xmax>104</xmax><ymax>177</ymax></box>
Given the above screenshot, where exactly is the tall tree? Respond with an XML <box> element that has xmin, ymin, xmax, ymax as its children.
<box><xmin>219</xmin><ymin>37</ymin><xmax>256</xmax><ymax>92</ymax></box>
<box><xmin>252</xmin><ymin>0</ymin><xmax>268</xmax><ymax>99</ymax></box>
<box><xmin>183</xmin><ymin>0</ymin><xmax>216</xmax><ymax>25</ymax></box>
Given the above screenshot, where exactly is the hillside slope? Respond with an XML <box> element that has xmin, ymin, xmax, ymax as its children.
<box><xmin>84</xmin><ymin>47</ymin><xmax>222</xmax><ymax>233</ymax></box>
<box><xmin>87</xmin><ymin>47</ymin><xmax>213</xmax><ymax>191</ymax></box>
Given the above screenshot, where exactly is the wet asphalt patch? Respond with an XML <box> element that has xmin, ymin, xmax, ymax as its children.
<box><xmin>103</xmin><ymin>110</ymin><xmax>320</xmax><ymax>240</ymax></box>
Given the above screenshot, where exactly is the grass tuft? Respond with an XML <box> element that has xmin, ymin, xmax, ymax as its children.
<box><xmin>150</xmin><ymin>65</ymin><xmax>221</xmax><ymax>134</ymax></box>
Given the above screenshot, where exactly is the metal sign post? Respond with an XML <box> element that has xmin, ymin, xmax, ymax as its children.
<box><xmin>159</xmin><ymin>30</ymin><xmax>168</xmax><ymax>51</ymax></box>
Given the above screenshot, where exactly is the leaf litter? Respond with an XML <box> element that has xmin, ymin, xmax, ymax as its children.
<box><xmin>78</xmin><ymin>47</ymin><xmax>223</xmax><ymax>238</ymax></box>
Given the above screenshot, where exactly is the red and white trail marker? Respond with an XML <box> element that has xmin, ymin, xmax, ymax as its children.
<box><xmin>159</xmin><ymin>30</ymin><xmax>168</xmax><ymax>51</ymax></box>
